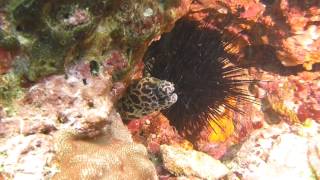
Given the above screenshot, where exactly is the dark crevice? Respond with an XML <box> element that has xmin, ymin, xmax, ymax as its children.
<box><xmin>243</xmin><ymin>45</ymin><xmax>320</xmax><ymax>76</ymax></box>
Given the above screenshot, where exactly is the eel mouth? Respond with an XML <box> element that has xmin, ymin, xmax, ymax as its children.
<box><xmin>158</xmin><ymin>89</ymin><xmax>178</xmax><ymax>103</ymax></box>
<box><xmin>156</xmin><ymin>80</ymin><xmax>177</xmax><ymax>99</ymax></box>
<box><xmin>160</xmin><ymin>92</ymin><xmax>178</xmax><ymax>108</ymax></box>
<box><xmin>156</xmin><ymin>82</ymin><xmax>178</xmax><ymax>106</ymax></box>
<box><xmin>168</xmin><ymin>92</ymin><xmax>178</xmax><ymax>101</ymax></box>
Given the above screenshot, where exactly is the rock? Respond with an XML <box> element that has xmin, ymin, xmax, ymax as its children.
<box><xmin>0</xmin><ymin>134</ymin><xmax>55</xmax><ymax>179</ymax></box>
<box><xmin>160</xmin><ymin>145</ymin><xmax>229</xmax><ymax>180</ymax></box>
<box><xmin>227</xmin><ymin>121</ymin><xmax>320</xmax><ymax>179</ymax></box>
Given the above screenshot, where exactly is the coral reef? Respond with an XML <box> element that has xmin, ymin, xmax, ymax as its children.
<box><xmin>128</xmin><ymin>114</ymin><xmax>187</xmax><ymax>154</ymax></box>
<box><xmin>275</xmin><ymin>1</ymin><xmax>320</xmax><ymax>70</ymax></box>
<box><xmin>189</xmin><ymin>0</ymin><xmax>320</xmax><ymax>70</ymax></box>
<box><xmin>251</xmin><ymin>71</ymin><xmax>320</xmax><ymax>123</ymax></box>
<box><xmin>0</xmin><ymin>0</ymin><xmax>319</xmax><ymax>179</ymax></box>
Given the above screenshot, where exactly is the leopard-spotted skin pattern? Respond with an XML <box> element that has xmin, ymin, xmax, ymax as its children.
<box><xmin>117</xmin><ymin>77</ymin><xmax>178</xmax><ymax>120</ymax></box>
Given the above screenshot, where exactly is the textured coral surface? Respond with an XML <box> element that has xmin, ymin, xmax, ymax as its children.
<box><xmin>52</xmin><ymin>131</ymin><xmax>157</xmax><ymax>180</ymax></box>
<box><xmin>190</xmin><ymin>0</ymin><xmax>320</xmax><ymax>69</ymax></box>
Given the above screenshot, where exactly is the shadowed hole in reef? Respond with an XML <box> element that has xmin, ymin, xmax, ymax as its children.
<box><xmin>242</xmin><ymin>45</ymin><xmax>320</xmax><ymax>76</ymax></box>
<box><xmin>142</xmin><ymin>17</ymin><xmax>256</xmax><ymax>142</ymax></box>
<box><xmin>89</xmin><ymin>60</ymin><xmax>100</xmax><ymax>76</ymax></box>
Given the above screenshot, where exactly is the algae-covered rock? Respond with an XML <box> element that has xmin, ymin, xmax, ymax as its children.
<box><xmin>0</xmin><ymin>72</ymin><xmax>23</xmax><ymax>105</ymax></box>
<box><xmin>2</xmin><ymin>0</ymin><xmax>191</xmax><ymax>81</ymax></box>
<box><xmin>0</xmin><ymin>0</ymin><xmax>191</xmax><ymax>105</ymax></box>
<box><xmin>0</xmin><ymin>29</ymin><xmax>19</xmax><ymax>50</ymax></box>
<box><xmin>7</xmin><ymin>0</ymin><xmax>100</xmax><ymax>80</ymax></box>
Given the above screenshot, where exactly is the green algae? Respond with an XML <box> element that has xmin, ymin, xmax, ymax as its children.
<box><xmin>0</xmin><ymin>72</ymin><xmax>23</xmax><ymax>105</ymax></box>
<box><xmin>6</xmin><ymin>0</ymin><xmax>109</xmax><ymax>80</ymax></box>
<box><xmin>0</xmin><ymin>29</ymin><xmax>20</xmax><ymax>50</ymax></box>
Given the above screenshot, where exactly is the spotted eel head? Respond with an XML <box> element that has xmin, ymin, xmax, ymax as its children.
<box><xmin>117</xmin><ymin>77</ymin><xmax>178</xmax><ymax>120</ymax></box>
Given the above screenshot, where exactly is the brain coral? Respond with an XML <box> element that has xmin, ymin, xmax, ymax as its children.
<box><xmin>52</xmin><ymin>130</ymin><xmax>158</xmax><ymax>180</ymax></box>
